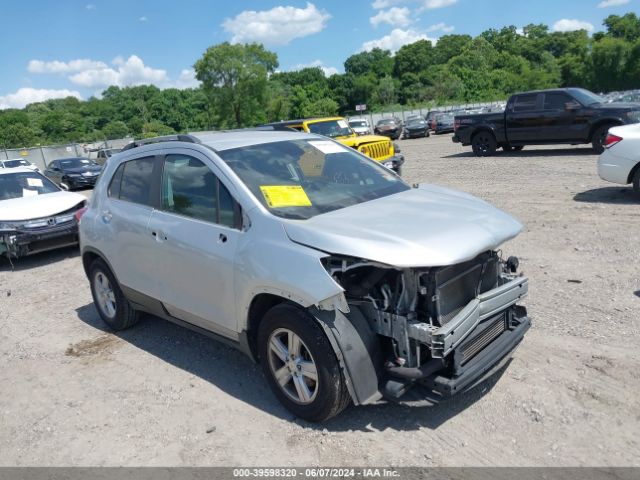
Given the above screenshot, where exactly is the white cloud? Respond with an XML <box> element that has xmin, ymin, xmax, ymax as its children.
<box><xmin>425</xmin><ymin>22</ymin><xmax>454</xmax><ymax>33</ymax></box>
<box><xmin>361</xmin><ymin>28</ymin><xmax>434</xmax><ymax>53</ymax></box>
<box><xmin>291</xmin><ymin>60</ymin><xmax>339</xmax><ymax>77</ymax></box>
<box><xmin>28</xmin><ymin>59</ymin><xmax>108</xmax><ymax>74</ymax></box>
<box><xmin>223</xmin><ymin>2</ymin><xmax>330</xmax><ymax>46</ymax></box>
<box><xmin>173</xmin><ymin>69</ymin><xmax>200</xmax><ymax>89</ymax></box>
<box><xmin>0</xmin><ymin>88</ymin><xmax>82</xmax><ymax>110</ymax></box>
<box><xmin>598</xmin><ymin>0</ymin><xmax>630</xmax><ymax>7</ymax></box>
<box><xmin>68</xmin><ymin>55</ymin><xmax>168</xmax><ymax>88</ymax></box>
<box><xmin>552</xmin><ymin>19</ymin><xmax>595</xmax><ymax>32</ymax></box>
<box><xmin>139</xmin><ymin>16</ymin><xmax>148</xmax><ymax>22</ymax></box>
<box><xmin>422</xmin><ymin>0</ymin><xmax>457</xmax><ymax>9</ymax></box>
<box><xmin>371</xmin><ymin>0</ymin><xmax>407</xmax><ymax>9</ymax></box>
<box><xmin>370</xmin><ymin>7</ymin><xmax>412</xmax><ymax>28</ymax></box>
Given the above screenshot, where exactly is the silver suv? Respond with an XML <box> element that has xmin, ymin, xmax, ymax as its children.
<box><xmin>79</xmin><ymin>132</ymin><xmax>530</xmax><ymax>422</ymax></box>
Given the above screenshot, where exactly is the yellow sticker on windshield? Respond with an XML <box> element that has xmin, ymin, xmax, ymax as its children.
<box><xmin>260</xmin><ymin>185</ymin><xmax>312</xmax><ymax>208</ymax></box>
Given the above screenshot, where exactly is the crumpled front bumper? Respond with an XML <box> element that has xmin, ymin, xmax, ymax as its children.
<box><xmin>423</xmin><ymin>308</ymin><xmax>530</xmax><ymax>397</ymax></box>
<box><xmin>1</xmin><ymin>221</ymin><xmax>79</xmax><ymax>257</ymax></box>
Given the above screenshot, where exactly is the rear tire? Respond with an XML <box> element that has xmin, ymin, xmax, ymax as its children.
<box><xmin>471</xmin><ymin>131</ymin><xmax>497</xmax><ymax>157</ymax></box>
<box><xmin>89</xmin><ymin>258</ymin><xmax>140</xmax><ymax>331</ymax></box>
<box><xmin>257</xmin><ymin>304</ymin><xmax>351</xmax><ymax>422</ymax></box>
<box><xmin>592</xmin><ymin>124</ymin><xmax>614</xmax><ymax>154</ymax></box>
<box><xmin>633</xmin><ymin>168</ymin><xmax>640</xmax><ymax>200</ymax></box>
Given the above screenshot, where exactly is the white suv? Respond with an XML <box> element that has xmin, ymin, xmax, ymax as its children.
<box><xmin>79</xmin><ymin>132</ymin><xmax>530</xmax><ymax>421</ymax></box>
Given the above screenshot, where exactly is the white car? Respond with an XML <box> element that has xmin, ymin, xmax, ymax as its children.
<box><xmin>348</xmin><ymin>118</ymin><xmax>371</xmax><ymax>135</ymax></box>
<box><xmin>0</xmin><ymin>158</ymin><xmax>41</xmax><ymax>173</ymax></box>
<box><xmin>598</xmin><ymin>124</ymin><xmax>640</xmax><ymax>199</ymax></box>
<box><xmin>0</xmin><ymin>167</ymin><xmax>86</xmax><ymax>258</ymax></box>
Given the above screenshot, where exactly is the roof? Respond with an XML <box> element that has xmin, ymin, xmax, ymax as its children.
<box><xmin>192</xmin><ymin>130</ymin><xmax>321</xmax><ymax>152</ymax></box>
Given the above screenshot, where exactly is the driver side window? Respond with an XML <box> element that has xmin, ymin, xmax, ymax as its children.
<box><xmin>161</xmin><ymin>154</ymin><xmax>240</xmax><ymax>229</ymax></box>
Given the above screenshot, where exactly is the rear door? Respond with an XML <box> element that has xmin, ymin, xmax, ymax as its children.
<box><xmin>98</xmin><ymin>155</ymin><xmax>160</xmax><ymax>298</ymax></box>
<box><xmin>146</xmin><ymin>150</ymin><xmax>243</xmax><ymax>338</ymax></box>
<box><xmin>505</xmin><ymin>93</ymin><xmax>543</xmax><ymax>142</ymax></box>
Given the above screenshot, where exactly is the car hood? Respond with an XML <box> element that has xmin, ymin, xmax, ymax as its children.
<box><xmin>282</xmin><ymin>184</ymin><xmax>523</xmax><ymax>268</ymax></box>
<box><xmin>406</xmin><ymin>124</ymin><xmax>427</xmax><ymax>129</ymax></box>
<box><xmin>0</xmin><ymin>191</ymin><xmax>86</xmax><ymax>221</ymax></box>
<box><xmin>594</xmin><ymin>102</ymin><xmax>640</xmax><ymax>111</ymax></box>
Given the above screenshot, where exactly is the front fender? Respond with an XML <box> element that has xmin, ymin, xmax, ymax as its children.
<box><xmin>309</xmin><ymin>306</ymin><xmax>383</xmax><ymax>405</ymax></box>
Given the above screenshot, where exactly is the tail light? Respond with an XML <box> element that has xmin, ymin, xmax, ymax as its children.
<box><xmin>74</xmin><ymin>206</ymin><xmax>88</xmax><ymax>223</ymax></box>
<box><xmin>604</xmin><ymin>133</ymin><xmax>623</xmax><ymax>149</ymax></box>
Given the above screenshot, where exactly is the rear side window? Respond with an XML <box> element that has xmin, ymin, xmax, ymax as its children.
<box><xmin>109</xmin><ymin>157</ymin><xmax>155</xmax><ymax>206</ymax></box>
<box><xmin>513</xmin><ymin>94</ymin><xmax>538</xmax><ymax>112</ymax></box>
<box><xmin>161</xmin><ymin>154</ymin><xmax>239</xmax><ymax>229</ymax></box>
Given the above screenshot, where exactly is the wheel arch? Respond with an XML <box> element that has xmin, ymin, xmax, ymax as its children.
<box><xmin>244</xmin><ymin>294</ymin><xmax>383</xmax><ymax>406</ymax></box>
<box><xmin>588</xmin><ymin>119</ymin><xmax>624</xmax><ymax>142</ymax></box>
<box><xmin>627</xmin><ymin>161</ymin><xmax>640</xmax><ymax>184</ymax></box>
<box><xmin>471</xmin><ymin>126</ymin><xmax>496</xmax><ymax>138</ymax></box>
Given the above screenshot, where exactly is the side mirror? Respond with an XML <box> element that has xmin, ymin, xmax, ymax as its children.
<box><xmin>565</xmin><ymin>101</ymin><xmax>581</xmax><ymax>111</ymax></box>
<box><xmin>59</xmin><ymin>183</ymin><xmax>69</xmax><ymax>191</ymax></box>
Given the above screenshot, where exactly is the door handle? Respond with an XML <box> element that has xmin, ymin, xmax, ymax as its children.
<box><xmin>218</xmin><ymin>233</ymin><xmax>227</xmax><ymax>243</ymax></box>
<box><xmin>101</xmin><ymin>210</ymin><xmax>112</xmax><ymax>223</ymax></box>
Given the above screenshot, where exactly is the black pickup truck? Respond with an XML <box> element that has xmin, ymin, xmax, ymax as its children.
<box><xmin>453</xmin><ymin>88</ymin><xmax>640</xmax><ymax>156</ymax></box>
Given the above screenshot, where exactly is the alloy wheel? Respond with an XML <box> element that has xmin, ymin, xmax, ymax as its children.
<box><xmin>94</xmin><ymin>271</ymin><xmax>117</xmax><ymax>318</ymax></box>
<box><xmin>267</xmin><ymin>328</ymin><xmax>319</xmax><ymax>404</ymax></box>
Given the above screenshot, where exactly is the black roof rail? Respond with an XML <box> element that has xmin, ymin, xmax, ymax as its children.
<box><xmin>120</xmin><ymin>134</ymin><xmax>201</xmax><ymax>152</ymax></box>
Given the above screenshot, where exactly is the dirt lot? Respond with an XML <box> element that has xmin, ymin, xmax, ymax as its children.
<box><xmin>1</xmin><ymin>134</ymin><xmax>639</xmax><ymax>466</ymax></box>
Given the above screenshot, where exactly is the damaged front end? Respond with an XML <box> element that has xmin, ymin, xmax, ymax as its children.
<box><xmin>0</xmin><ymin>205</ymin><xmax>83</xmax><ymax>259</ymax></box>
<box><xmin>322</xmin><ymin>250</ymin><xmax>530</xmax><ymax>401</ymax></box>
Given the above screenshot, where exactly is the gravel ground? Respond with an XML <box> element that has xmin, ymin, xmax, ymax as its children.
<box><xmin>1</xmin><ymin>134</ymin><xmax>639</xmax><ymax>466</ymax></box>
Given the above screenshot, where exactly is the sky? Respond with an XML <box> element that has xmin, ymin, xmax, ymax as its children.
<box><xmin>0</xmin><ymin>0</ymin><xmax>638</xmax><ymax>109</ymax></box>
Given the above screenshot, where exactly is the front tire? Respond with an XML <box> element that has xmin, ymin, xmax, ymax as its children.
<box><xmin>89</xmin><ymin>258</ymin><xmax>139</xmax><ymax>331</ymax></box>
<box><xmin>633</xmin><ymin>168</ymin><xmax>640</xmax><ymax>200</ymax></box>
<box><xmin>257</xmin><ymin>304</ymin><xmax>351</xmax><ymax>422</ymax></box>
<box><xmin>471</xmin><ymin>131</ymin><xmax>497</xmax><ymax>157</ymax></box>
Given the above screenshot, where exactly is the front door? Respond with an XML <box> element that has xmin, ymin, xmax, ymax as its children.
<box><xmin>147</xmin><ymin>152</ymin><xmax>242</xmax><ymax>338</ymax></box>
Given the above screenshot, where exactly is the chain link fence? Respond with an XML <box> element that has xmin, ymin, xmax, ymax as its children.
<box><xmin>0</xmin><ymin>138</ymin><xmax>134</xmax><ymax>170</ymax></box>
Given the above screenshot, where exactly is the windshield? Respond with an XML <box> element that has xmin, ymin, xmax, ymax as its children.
<box><xmin>568</xmin><ymin>88</ymin><xmax>605</xmax><ymax>106</ymax></box>
<box><xmin>377</xmin><ymin>119</ymin><xmax>395</xmax><ymax>126</ymax></box>
<box><xmin>3</xmin><ymin>160</ymin><xmax>29</xmax><ymax>168</ymax></box>
<box><xmin>407</xmin><ymin>119</ymin><xmax>426</xmax><ymax>126</ymax></box>
<box><xmin>307</xmin><ymin>119</ymin><xmax>353</xmax><ymax>138</ymax></box>
<box><xmin>218</xmin><ymin>139</ymin><xmax>409</xmax><ymax>220</ymax></box>
<box><xmin>349</xmin><ymin>120</ymin><xmax>367</xmax><ymax>128</ymax></box>
<box><xmin>0</xmin><ymin>171</ymin><xmax>59</xmax><ymax>200</ymax></box>
<box><xmin>59</xmin><ymin>158</ymin><xmax>95</xmax><ymax>169</ymax></box>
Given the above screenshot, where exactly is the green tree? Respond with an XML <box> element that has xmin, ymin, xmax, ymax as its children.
<box><xmin>102</xmin><ymin>121</ymin><xmax>129</xmax><ymax>140</ymax></box>
<box><xmin>344</xmin><ymin>48</ymin><xmax>393</xmax><ymax>78</ymax></box>
<box><xmin>194</xmin><ymin>42</ymin><xmax>278</xmax><ymax>128</ymax></box>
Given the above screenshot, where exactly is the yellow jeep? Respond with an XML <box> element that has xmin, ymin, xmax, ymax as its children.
<box><xmin>263</xmin><ymin>117</ymin><xmax>404</xmax><ymax>174</ymax></box>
